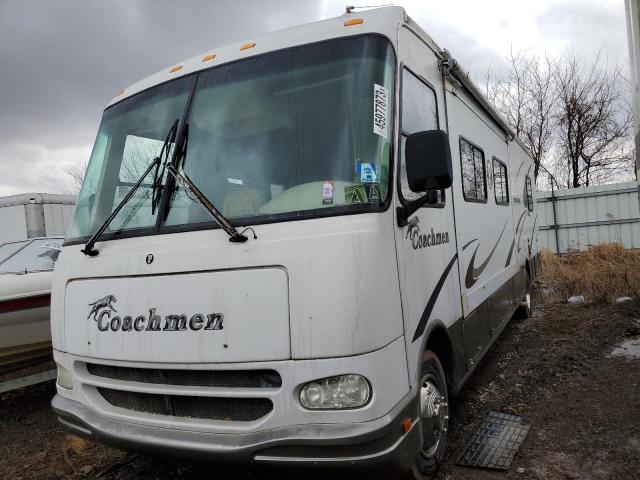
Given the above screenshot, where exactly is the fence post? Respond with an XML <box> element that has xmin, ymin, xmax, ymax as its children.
<box><xmin>551</xmin><ymin>189</ymin><xmax>560</xmax><ymax>254</ymax></box>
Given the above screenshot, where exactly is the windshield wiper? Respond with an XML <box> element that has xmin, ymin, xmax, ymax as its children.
<box><xmin>151</xmin><ymin>119</ymin><xmax>179</xmax><ymax>214</ymax></box>
<box><xmin>167</xmin><ymin>127</ymin><xmax>248</xmax><ymax>243</ymax></box>
<box><xmin>81</xmin><ymin>121</ymin><xmax>179</xmax><ymax>256</ymax></box>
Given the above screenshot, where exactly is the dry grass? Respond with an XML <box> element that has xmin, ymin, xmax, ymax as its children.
<box><xmin>540</xmin><ymin>243</ymin><xmax>640</xmax><ymax>303</ymax></box>
<box><xmin>64</xmin><ymin>435</ymin><xmax>90</xmax><ymax>456</ymax></box>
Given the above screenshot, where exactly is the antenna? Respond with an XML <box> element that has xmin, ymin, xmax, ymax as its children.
<box><xmin>346</xmin><ymin>4</ymin><xmax>394</xmax><ymax>14</ymax></box>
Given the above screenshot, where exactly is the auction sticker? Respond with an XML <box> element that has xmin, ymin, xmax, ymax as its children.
<box><xmin>322</xmin><ymin>181</ymin><xmax>334</xmax><ymax>205</ymax></box>
<box><xmin>373</xmin><ymin>84</ymin><xmax>388</xmax><ymax>140</ymax></box>
<box><xmin>360</xmin><ymin>162</ymin><xmax>377</xmax><ymax>183</ymax></box>
<box><xmin>344</xmin><ymin>184</ymin><xmax>367</xmax><ymax>204</ymax></box>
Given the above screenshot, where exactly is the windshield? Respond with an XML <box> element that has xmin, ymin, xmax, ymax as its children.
<box><xmin>0</xmin><ymin>240</ymin><xmax>28</xmax><ymax>262</ymax></box>
<box><xmin>0</xmin><ymin>238</ymin><xmax>62</xmax><ymax>274</ymax></box>
<box><xmin>68</xmin><ymin>35</ymin><xmax>395</xmax><ymax>242</ymax></box>
<box><xmin>68</xmin><ymin>76</ymin><xmax>196</xmax><ymax>239</ymax></box>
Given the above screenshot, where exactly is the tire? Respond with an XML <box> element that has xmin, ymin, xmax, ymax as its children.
<box><xmin>407</xmin><ymin>350</ymin><xmax>449</xmax><ymax>479</ymax></box>
<box><xmin>514</xmin><ymin>270</ymin><xmax>533</xmax><ymax>319</ymax></box>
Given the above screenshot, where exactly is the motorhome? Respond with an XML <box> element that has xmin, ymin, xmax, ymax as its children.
<box><xmin>50</xmin><ymin>7</ymin><xmax>539</xmax><ymax>478</ymax></box>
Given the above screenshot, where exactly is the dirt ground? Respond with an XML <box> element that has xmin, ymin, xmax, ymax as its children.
<box><xmin>1</xmin><ymin>290</ymin><xmax>639</xmax><ymax>480</ymax></box>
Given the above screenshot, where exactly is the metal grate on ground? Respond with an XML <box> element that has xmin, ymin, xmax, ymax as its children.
<box><xmin>457</xmin><ymin>410</ymin><xmax>530</xmax><ymax>470</ymax></box>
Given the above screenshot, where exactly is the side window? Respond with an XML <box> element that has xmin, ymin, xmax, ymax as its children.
<box><xmin>525</xmin><ymin>175</ymin><xmax>534</xmax><ymax>212</ymax></box>
<box><xmin>460</xmin><ymin>138</ymin><xmax>487</xmax><ymax>202</ymax></box>
<box><xmin>399</xmin><ymin>68</ymin><xmax>443</xmax><ymax>205</ymax></box>
<box><xmin>492</xmin><ymin>158</ymin><xmax>509</xmax><ymax>205</ymax></box>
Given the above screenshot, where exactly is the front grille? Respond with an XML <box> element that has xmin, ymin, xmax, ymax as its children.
<box><xmin>86</xmin><ymin>363</ymin><xmax>282</xmax><ymax>389</ymax></box>
<box><xmin>98</xmin><ymin>388</ymin><xmax>273</xmax><ymax>422</ymax></box>
<box><xmin>99</xmin><ymin>387</ymin><xmax>166</xmax><ymax>415</ymax></box>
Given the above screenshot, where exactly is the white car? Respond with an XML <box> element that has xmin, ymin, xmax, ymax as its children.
<box><xmin>0</xmin><ymin>237</ymin><xmax>62</xmax><ymax>369</ymax></box>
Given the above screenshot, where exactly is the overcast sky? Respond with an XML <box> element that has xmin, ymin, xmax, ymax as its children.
<box><xmin>0</xmin><ymin>0</ymin><xmax>629</xmax><ymax>196</ymax></box>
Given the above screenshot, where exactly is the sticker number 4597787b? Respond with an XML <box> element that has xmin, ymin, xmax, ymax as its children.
<box><xmin>373</xmin><ymin>84</ymin><xmax>388</xmax><ymax>140</ymax></box>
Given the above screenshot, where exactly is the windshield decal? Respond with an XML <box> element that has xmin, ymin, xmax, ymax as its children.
<box><xmin>344</xmin><ymin>184</ymin><xmax>367</xmax><ymax>204</ymax></box>
<box><xmin>373</xmin><ymin>83</ymin><xmax>389</xmax><ymax>139</ymax></box>
<box><xmin>322</xmin><ymin>181</ymin><xmax>334</xmax><ymax>205</ymax></box>
<box><xmin>365</xmin><ymin>183</ymin><xmax>381</xmax><ymax>203</ymax></box>
<box><xmin>359</xmin><ymin>162</ymin><xmax>377</xmax><ymax>183</ymax></box>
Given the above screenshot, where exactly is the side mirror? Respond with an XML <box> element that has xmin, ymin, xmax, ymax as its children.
<box><xmin>405</xmin><ymin>130</ymin><xmax>453</xmax><ymax>191</ymax></box>
<box><xmin>397</xmin><ymin>130</ymin><xmax>453</xmax><ymax>227</ymax></box>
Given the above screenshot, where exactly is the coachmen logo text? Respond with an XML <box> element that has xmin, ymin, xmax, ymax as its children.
<box><xmin>88</xmin><ymin>295</ymin><xmax>224</xmax><ymax>332</ymax></box>
<box><xmin>406</xmin><ymin>217</ymin><xmax>449</xmax><ymax>250</ymax></box>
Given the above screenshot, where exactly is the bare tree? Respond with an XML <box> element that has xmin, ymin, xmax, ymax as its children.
<box><xmin>553</xmin><ymin>52</ymin><xmax>633</xmax><ymax>187</ymax></box>
<box><xmin>63</xmin><ymin>161</ymin><xmax>88</xmax><ymax>194</ymax></box>
<box><xmin>62</xmin><ymin>136</ymin><xmax>166</xmax><ymax>195</ymax></box>
<box><xmin>485</xmin><ymin>51</ymin><xmax>529</xmax><ymax>136</ymax></box>
<box><xmin>485</xmin><ymin>50</ymin><xmax>633</xmax><ymax>188</ymax></box>
<box><xmin>485</xmin><ymin>51</ymin><xmax>555</xmax><ymax>181</ymax></box>
<box><xmin>522</xmin><ymin>54</ymin><xmax>555</xmax><ymax>181</ymax></box>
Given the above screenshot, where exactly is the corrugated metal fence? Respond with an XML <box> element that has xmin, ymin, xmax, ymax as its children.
<box><xmin>535</xmin><ymin>181</ymin><xmax>640</xmax><ymax>253</ymax></box>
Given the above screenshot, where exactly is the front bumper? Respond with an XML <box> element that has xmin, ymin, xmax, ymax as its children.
<box><xmin>52</xmin><ymin>390</ymin><xmax>419</xmax><ymax>475</ymax></box>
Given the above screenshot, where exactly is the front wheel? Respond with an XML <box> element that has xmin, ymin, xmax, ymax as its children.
<box><xmin>407</xmin><ymin>350</ymin><xmax>449</xmax><ymax>479</ymax></box>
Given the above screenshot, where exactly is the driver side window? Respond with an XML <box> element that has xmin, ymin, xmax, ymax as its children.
<box><xmin>399</xmin><ymin>68</ymin><xmax>443</xmax><ymax>205</ymax></box>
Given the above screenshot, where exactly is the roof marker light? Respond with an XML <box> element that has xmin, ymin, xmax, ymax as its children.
<box><xmin>201</xmin><ymin>54</ymin><xmax>216</xmax><ymax>62</ymax></box>
<box><xmin>344</xmin><ymin>18</ymin><xmax>364</xmax><ymax>26</ymax></box>
<box><xmin>240</xmin><ymin>43</ymin><xmax>256</xmax><ymax>51</ymax></box>
<box><xmin>169</xmin><ymin>65</ymin><xmax>183</xmax><ymax>73</ymax></box>
<box><xmin>114</xmin><ymin>89</ymin><xmax>124</xmax><ymax>97</ymax></box>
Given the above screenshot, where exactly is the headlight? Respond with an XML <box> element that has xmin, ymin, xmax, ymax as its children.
<box><xmin>56</xmin><ymin>363</ymin><xmax>73</xmax><ymax>390</ymax></box>
<box><xmin>299</xmin><ymin>374</ymin><xmax>371</xmax><ymax>410</ymax></box>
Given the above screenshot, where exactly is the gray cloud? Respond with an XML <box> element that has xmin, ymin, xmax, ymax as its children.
<box><xmin>417</xmin><ymin>21</ymin><xmax>511</xmax><ymax>82</ymax></box>
<box><xmin>0</xmin><ymin>0</ymin><xmax>630</xmax><ymax>195</ymax></box>
<box><xmin>0</xmin><ymin>0</ymin><xmax>325</xmax><ymax>194</ymax></box>
<box><xmin>536</xmin><ymin>0</ymin><xmax>629</xmax><ymax>67</ymax></box>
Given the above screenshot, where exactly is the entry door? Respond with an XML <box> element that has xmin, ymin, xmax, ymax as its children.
<box><xmin>395</xmin><ymin>27</ymin><xmax>463</xmax><ymax>387</ymax></box>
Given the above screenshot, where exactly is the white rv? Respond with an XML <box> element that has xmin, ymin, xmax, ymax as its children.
<box><xmin>51</xmin><ymin>7</ymin><xmax>539</xmax><ymax>478</ymax></box>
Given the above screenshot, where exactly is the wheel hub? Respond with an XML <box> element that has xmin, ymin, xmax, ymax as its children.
<box><xmin>420</xmin><ymin>379</ymin><xmax>449</xmax><ymax>456</ymax></box>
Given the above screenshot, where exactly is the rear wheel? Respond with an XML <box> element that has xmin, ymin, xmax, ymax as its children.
<box><xmin>407</xmin><ymin>351</ymin><xmax>449</xmax><ymax>479</ymax></box>
<box><xmin>514</xmin><ymin>270</ymin><xmax>533</xmax><ymax>319</ymax></box>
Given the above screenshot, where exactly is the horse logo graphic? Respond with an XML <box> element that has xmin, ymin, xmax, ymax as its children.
<box><xmin>88</xmin><ymin>295</ymin><xmax>117</xmax><ymax>321</ymax></box>
<box><xmin>406</xmin><ymin>216</ymin><xmax>420</xmax><ymax>240</ymax></box>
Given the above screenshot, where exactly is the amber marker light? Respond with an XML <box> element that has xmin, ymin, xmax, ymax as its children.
<box><xmin>344</xmin><ymin>18</ymin><xmax>364</xmax><ymax>26</ymax></box>
<box><xmin>240</xmin><ymin>43</ymin><xmax>256</xmax><ymax>51</ymax></box>
<box><xmin>114</xmin><ymin>89</ymin><xmax>124</xmax><ymax>97</ymax></box>
<box><xmin>201</xmin><ymin>54</ymin><xmax>216</xmax><ymax>62</ymax></box>
<box><xmin>402</xmin><ymin>418</ymin><xmax>413</xmax><ymax>433</ymax></box>
<box><xmin>169</xmin><ymin>65</ymin><xmax>183</xmax><ymax>73</ymax></box>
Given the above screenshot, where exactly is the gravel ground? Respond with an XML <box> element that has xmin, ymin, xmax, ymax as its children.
<box><xmin>438</xmin><ymin>296</ymin><xmax>640</xmax><ymax>479</ymax></box>
<box><xmin>1</xmin><ymin>292</ymin><xmax>639</xmax><ymax>479</ymax></box>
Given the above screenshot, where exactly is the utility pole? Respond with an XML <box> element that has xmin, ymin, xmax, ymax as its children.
<box><xmin>626</xmin><ymin>0</ymin><xmax>640</xmax><ymax>180</ymax></box>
